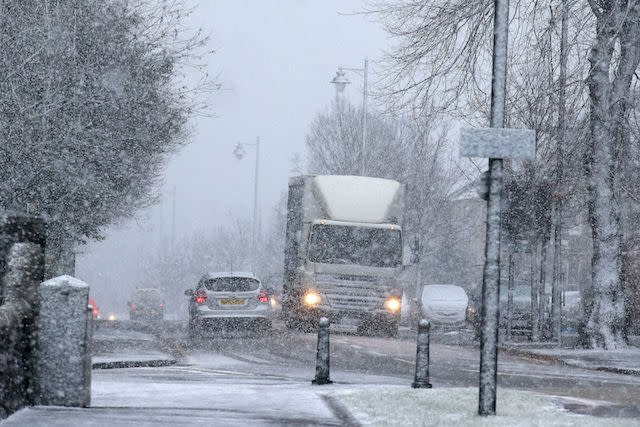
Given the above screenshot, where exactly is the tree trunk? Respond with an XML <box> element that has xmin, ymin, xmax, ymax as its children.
<box><xmin>45</xmin><ymin>238</ymin><xmax>76</xmax><ymax>279</ymax></box>
<box><xmin>583</xmin><ymin>2</ymin><xmax>640</xmax><ymax>349</ymax></box>
<box><xmin>530</xmin><ymin>242</ymin><xmax>539</xmax><ymax>341</ymax></box>
<box><xmin>506</xmin><ymin>252</ymin><xmax>514</xmax><ymax>341</ymax></box>
<box><xmin>538</xmin><ymin>239</ymin><xmax>547</xmax><ymax>340</ymax></box>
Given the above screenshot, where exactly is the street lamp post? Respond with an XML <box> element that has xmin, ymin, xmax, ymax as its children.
<box><xmin>233</xmin><ymin>136</ymin><xmax>260</xmax><ymax>271</ymax></box>
<box><xmin>331</xmin><ymin>57</ymin><xmax>368</xmax><ymax>176</ymax></box>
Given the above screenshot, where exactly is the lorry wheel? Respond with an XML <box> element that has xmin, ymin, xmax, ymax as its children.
<box><xmin>284</xmin><ymin>316</ymin><xmax>296</xmax><ymax>330</ymax></box>
<box><xmin>285</xmin><ymin>316</ymin><xmax>312</xmax><ymax>333</ymax></box>
<box><xmin>384</xmin><ymin>321</ymin><xmax>399</xmax><ymax>338</ymax></box>
<box><xmin>371</xmin><ymin>320</ymin><xmax>398</xmax><ymax>338</ymax></box>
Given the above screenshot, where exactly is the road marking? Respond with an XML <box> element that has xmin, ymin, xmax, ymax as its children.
<box><xmin>179</xmin><ymin>366</ymin><xmax>257</xmax><ymax>377</ymax></box>
<box><xmin>393</xmin><ymin>357</ymin><xmax>413</xmax><ymax>365</ymax></box>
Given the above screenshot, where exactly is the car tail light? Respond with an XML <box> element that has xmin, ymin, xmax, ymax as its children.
<box><xmin>258</xmin><ymin>289</ymin><xmax>269</xmax><ymax>303</ymax></box>
<box><xmin>196</xmin><ymin>290</ymin><xmax>207</xmax><ymax>305</ymax></box>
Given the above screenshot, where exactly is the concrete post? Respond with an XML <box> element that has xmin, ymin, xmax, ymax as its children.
<box><xmin>312</xmin><ymin>317</ymin><xmax>332</xmax><ymax>385</ymax></box>
<box><xmin>412</xmin><ymin>319</ymin><xmax>432</xmax><ymax>388</ymax></box>
<box><xmin>36</xmin><ymin>275</ymin><xmax>91</xmax><ymax>407</ymax></box>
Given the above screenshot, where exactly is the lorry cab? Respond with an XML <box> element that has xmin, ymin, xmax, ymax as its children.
<box><xmin>282</xmin><ymin>175</ymin><xmax>405</xmax><ymax>335</ymax></box>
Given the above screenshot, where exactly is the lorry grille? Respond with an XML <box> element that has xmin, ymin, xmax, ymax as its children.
<box><xmin>316</xmin><ymin>275</ymin><xmax>386</xmax><ymax>310</ymax></box>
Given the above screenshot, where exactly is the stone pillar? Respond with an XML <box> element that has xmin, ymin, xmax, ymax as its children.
<box><xmin>0</xmin><ymin>214</ymin><xmax>46</xmax><ymax>302</ymax></box>
<box><xmin>0</xmin><ymin>242</ymin><xmax>44</xmax><ymax>416</ymax></box>
<box><xmin>36</xmin><ymin>275</ymin><xmax>91</xmax><ymax>407</ymax></box>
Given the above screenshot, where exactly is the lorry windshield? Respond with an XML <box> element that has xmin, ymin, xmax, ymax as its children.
<box><xmin>308</xmin><ymin>224</ymin><xmax>402</xmax><ymax>267</ymax></box>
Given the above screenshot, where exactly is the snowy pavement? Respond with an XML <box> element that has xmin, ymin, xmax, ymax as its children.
<box><xmin>91</xmin><ymin>325</ymin><xmax>176</xmax><ymax>369</ymax></box>
<box><xmin>503</xmin><ymin>344</ymin><xmax>640</xmax><ymax>376</ymax></box>
<box><xmin>4</xmin><ymin>322</ymin><xmax>640</xmax><ymax>425</ymax></box>
<box><xmin>338</xmin><ymin>386</ymin><xmax>640</xmax><ymax>426</ymax></box>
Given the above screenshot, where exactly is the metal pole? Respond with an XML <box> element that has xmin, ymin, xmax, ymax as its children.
<box><xmin>478</xmin><ymin>0</ymin><xmax>509</xmax><ymax>417</ymax></box>
<box><xmin>171</xmin><ymin>185</ymin><xmax>176</xmax><ymax>253</ymax></box>
<box><xmin>361</xmin><ymin>57</ymin><xmax>368</xmax><ymax>176</ymax></box>
<box><xmin>411</xmin><ymin>319</ymin><xmax>432</xmax><ymax>388</ymax></box>
<box><xmin>312</xmin><ymin>317</ymin><xmax>332</xmax><ymax>385</ymax></box>
<box><xmin>551</xmin><ymin>0</ymin><xmax>569</xmax><ymax>344</ymax></box>
<box><xmin>252</xmin><ymin>136</ymin><xmax>260</xmax><ymax>271</ymax></box>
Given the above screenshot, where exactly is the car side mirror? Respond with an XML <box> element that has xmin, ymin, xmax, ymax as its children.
<box><xmin>184</xmin><ymin>289</ymin><xmax>194</xmax><ymax>296</ymax></box>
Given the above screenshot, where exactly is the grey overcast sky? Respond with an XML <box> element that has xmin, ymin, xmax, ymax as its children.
<box><xmin>76</xmin><ymin>0</ymin><xmax>391</xmax><ymax>313</ymax></box>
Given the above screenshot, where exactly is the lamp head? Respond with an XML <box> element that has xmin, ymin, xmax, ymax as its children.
<box><xmin>233</xmin><ymin>143</ymin><xmax>245</xmax><ymax>160</ymax></box>
<box><xmin>331</xmin><ymin>68</ymin><xmax>350</xmax><ymax>93</ymax></box>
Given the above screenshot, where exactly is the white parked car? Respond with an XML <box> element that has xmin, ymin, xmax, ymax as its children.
<box><xmin>420</xmin><ymin>284</ymin><xmax>469</xmax><ymax>325</ymax></box>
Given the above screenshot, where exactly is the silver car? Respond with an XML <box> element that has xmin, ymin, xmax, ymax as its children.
<box><xmin>186</xmin><ymin>272</ymin><xmax>272</xmax><ymax>339</ymax></box>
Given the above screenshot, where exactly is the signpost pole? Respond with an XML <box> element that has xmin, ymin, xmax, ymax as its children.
<box><xmin>478</xmin><ymin>0</ymin><xmax>509</xmax><ymax>416</ymax></box>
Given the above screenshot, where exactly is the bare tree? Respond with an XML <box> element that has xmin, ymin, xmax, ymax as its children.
<box><xmin>584</xmin><ymin>0</ymin><xmax>640</xmax><ymax>349</ymax></box>
<box><xmin>0</xmin><ymin>0</ymin><xmax>212</xmax><ymax>276</ymax></box>
<box><xmin>306</xmin><ymin>100</ymin><xmax>412</xmax><ymax>179</ymax></box>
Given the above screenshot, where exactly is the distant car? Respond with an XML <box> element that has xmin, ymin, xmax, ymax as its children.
<box><xmin>261</xmin><ymin>273</ymin><xmax>284</xmax><ymax>317</ymax></box>
<box><xmin>467</xmin><ymin>282</ymin><xmax>533</xmax><ymax>336</ymax></box>
<box><xmin>185</xmin><ymin>272</ymin><xmax>272</xmax><ymax>339</ymax></box>
<box><xmin>88</xmin><ymin>297</ymin><xmax>100</xmax><ymax>319</ymax></box>
<box><xmin>129</xmin><ymin>288</ymin><xmax>164</xmax><ymax>321</ymax></box>
<box><xmin>420</xmin><ymin>284</ymin><xmax>469</xmax><ymax>326</ymax></box>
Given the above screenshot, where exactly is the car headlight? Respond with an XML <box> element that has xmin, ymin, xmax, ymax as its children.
<box><xmin>384</xmin><ymin>296</ymin><xmax>401</xmax><ymax>313</ymax></box>
<box><xmin>303</xmin><ymin>290</ymin><xmax>321</xmax><ymax>307</ymax></box>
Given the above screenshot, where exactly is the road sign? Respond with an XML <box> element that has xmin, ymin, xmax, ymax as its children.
<box><xmin>460</xmin><ymin>128</ymin><xmax>535</xmax><ymax>160</ymax></box>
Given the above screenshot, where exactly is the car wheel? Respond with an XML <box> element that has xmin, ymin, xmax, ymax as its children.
<box><xmin>285</xmin><ymin>316</ymin><xmax>311</xmax><ymax>332</ymax></box>
<box><xmin>284</xmin><ymin>315</ymin><xmax>297</xmax><ymax>330</ymax></box>
<box><xmin>382</xmin><ymin>320</ymin><xmax>399</xmax><ymax>338</ymax></box>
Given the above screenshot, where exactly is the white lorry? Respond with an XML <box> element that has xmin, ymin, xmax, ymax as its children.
<box><xmin>282</xmin><ymin>175</ymin><xmax>405</xmax><ymax>335</ymax></box>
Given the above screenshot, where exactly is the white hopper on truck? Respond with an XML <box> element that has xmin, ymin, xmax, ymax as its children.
<box><xmin>282</xmin><ymin>175</ymin><xmax>405</xmax><ymax>336</ymax></box>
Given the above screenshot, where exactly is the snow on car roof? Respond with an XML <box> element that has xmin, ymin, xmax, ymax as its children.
<box><xmin>203</xmin><ymin>271</ymin><xmax>259</xmax><ymax>280</ymax></box>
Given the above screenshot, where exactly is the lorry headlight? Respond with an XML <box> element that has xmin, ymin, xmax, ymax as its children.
<box><xmin>303</xmin><ymin>290</ymin><xmax>321</xmax><ymax>307</ymax></box>
<box><xmin>384</xmin><ymin>296</ymin><xmax>401</xmax><ymax>313</ymax></box>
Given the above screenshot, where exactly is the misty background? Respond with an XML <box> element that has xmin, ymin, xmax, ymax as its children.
<box><xmin>76</xmin><ymin>0</ymin><xmax>391</xmax><ymax>317</ymax></box>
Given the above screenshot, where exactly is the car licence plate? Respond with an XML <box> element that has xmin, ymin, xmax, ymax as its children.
<box><xmin>219</xmin><ymin>298</ymin><xmax>245</xmax><ymax>305</ymax></box>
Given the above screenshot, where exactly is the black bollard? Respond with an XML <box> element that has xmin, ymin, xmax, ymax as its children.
<box><xmin>312</xmin><ymin>317</ymin><xmax>332</xmax><ymax>385</ymax></box>
<box><xmin>412</xmin><ymin>319</ymin><xmax>432</xmax><ymax>388</ymax></box>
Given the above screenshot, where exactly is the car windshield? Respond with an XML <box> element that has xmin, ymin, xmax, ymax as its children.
<box><xmin>203</xmin><ymin>277</ymin><xmax>260</xmax><ymax>292</ymax></box>
<box><xmin>307</xmin><ymin>223</ymin><xmax>402</xmax><ymax>268</ymax></box>
<box><xmin>422</xmin><ymin>285</ymin><xmax>468</xmax><ymax>302</ymax></box>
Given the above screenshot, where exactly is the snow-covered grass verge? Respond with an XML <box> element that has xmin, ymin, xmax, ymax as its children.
<box><xmin>338</xmin><ymin>387</ymin><xmax>639</xmax><ymax>426</ymax></box>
